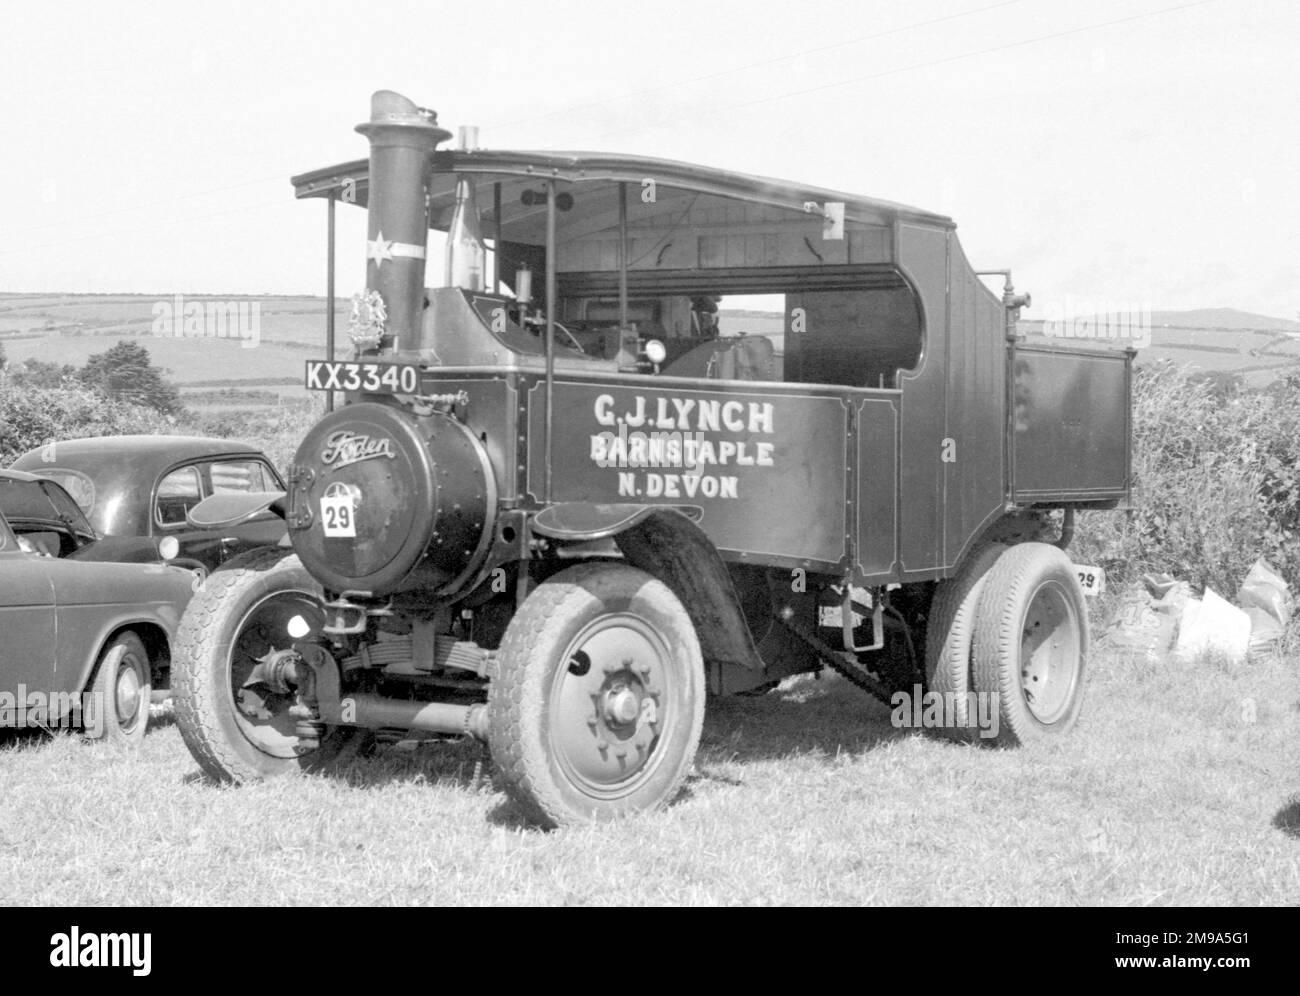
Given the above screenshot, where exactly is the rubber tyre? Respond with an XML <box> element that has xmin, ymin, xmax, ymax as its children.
<box><xmin>925</xmin><ymin>542</ymin><xmax>1006</xmax><ymax>739</ymax></box>
<box><xmin>172</xmin><ymin>548</ymin><xmax>367</xmax><ymax>782</ymax></box>
<box><xmin>487</xmin><ymin>563</ymin><xmax>705</xmax><ymax>828</ymax></box>
<box><xmin>972</xmin><ymin>542</ymin><xmax>1088</xmax><ymax>746</ymax></box>
<box><xmin>83</xmin><ymin>632</ymin><xmax>151</xmax><ymax>744</ymax></box>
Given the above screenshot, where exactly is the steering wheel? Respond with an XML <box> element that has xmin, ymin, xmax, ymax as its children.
<box><xmin>551</xmin><ymin>320</ymin><xmax>586</xmax><ymax>354</ymax></box>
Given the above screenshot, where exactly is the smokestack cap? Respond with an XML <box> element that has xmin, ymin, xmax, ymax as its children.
<box><xmin>358</xmin><ymin>90</ymin><xmax>452</xmax><ymax>139</ymax></box>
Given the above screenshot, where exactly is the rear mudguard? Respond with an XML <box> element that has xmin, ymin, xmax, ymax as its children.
<box><xmin>533</xmin><ymin>502</ymin><xmax>764</xmax><ymax>673</ymax></box>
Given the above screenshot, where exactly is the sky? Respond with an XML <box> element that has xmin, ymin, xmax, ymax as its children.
<box><xmin>1</xmin><ymin>0</ymin><xmax>1296</xmax><ymax>320</ymax></box>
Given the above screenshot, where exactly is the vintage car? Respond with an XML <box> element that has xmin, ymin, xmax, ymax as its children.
<box><xmin>10</xmin><ymin>435</ymin><xmax>287</xmax><ymax>574</ymax></box>
<box><xmin>171</xmin><ymin>91</ymin><xmax>1132</xmax><ymax>827</ymax></box>
<box><xmin>0</xmin><ymin>470</ymin><xmax>196</xmax><ymax>742</ymax></box>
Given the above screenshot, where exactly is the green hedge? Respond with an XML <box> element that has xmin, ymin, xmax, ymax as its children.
<box><xmin>0</xmin><ymin>385</ymin><xmax>167</xmax><ymax>465</ymax></box>
<box><xmin>1073</xmin><ymin>362</ymin><xmax>1300</xmax><ymax>595</ymax></box>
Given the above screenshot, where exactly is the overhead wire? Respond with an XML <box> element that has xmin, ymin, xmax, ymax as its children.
<box><xmin>528</xmin><ymin>0</ymin><xmax>1219</xmax><ymax>147</ymax></box>
<box><xmin>481</xmin><ymin>0</ymin><xmax>1032</xmax><ymax>131</ymax></box>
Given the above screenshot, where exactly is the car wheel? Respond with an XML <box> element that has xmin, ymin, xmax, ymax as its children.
<box><xmin>924</xmin><ymin>542</ymin><xmax>1005</xmax><ymax>739</ymax></box>
<box><xmin>172</xmin><ymin>549</ymin><xmax>370</xmax><ymax>782</ymax></box>
<box><xmin>487</xmin><ymin>563</ymin><xmax>705</xmax><ymax>828</ymax></box>
<box><xmin>84</xmin><ymin>632</ymin><xmax>152</xmax><ymax>744</ymax></box>
<box><xmin>972</xmin><ymin>543</ymin><xmax>1088</xmax><ymax>746</ymax></box>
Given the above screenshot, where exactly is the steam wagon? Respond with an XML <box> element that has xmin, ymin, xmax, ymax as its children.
<box><xmin>173</xmin><ymin>90</ymin><xmax>1132</xmax><ymax>827</ymax></box>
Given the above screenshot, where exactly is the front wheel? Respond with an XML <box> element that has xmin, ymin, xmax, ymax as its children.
<box><xmin>83</xmin><ymin>632</ymin><xmax>151</xmax><ymax>744</ymax></box>
<box><xmin>972</xmin><ymin>543</ymin><xmax>1088</xmax><ymax>745</ymax></box>
<box><xmin>172</xmin><ymin>549</ymin><xmax>367</xmax><ymax>782</ymax></box>
<box><xmin>488</xmin><ymin>563</ymin><xmax>705</xmax><ymax>828</ymax></box>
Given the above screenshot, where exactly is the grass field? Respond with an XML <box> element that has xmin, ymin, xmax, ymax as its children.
<box><xmin>2</xmin><ymin>632</ymin><xmax>1296</xmax><ymax>906</ymax></box>
<box><xmin>0</xmin><ymin>294</ymin><xmax>339</xmax><ymax>411</ymax></box>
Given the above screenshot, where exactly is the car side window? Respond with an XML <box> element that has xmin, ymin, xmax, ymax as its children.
<box><xmin>208</xmin><ymin>460</ymin><xmax>272</xmax><ymax>494</ymax></box>
<box><xmin>155</xmin><ymin>466</ymin><xmax>203</xmax><ymax>527</ymax></box>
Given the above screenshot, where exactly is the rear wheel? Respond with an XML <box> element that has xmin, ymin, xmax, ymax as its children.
<box><xmin>172</xmin><ymin>549</ymin><xmax>368</xmax><ymax>782</ymax></box>
<box><xmin>488</xmin><ymin>563</ymin><xmax>705</xmax><ymax>828</ymax></box>
<box><xmin>84</xmin><ymin>632</ymin><xmax>151</xmax><ymax>744</ymax></box>
<box><xmin>925</xmin><ymin>543</ymin><xmax>1005</xmax><ymax>739</ymax></box>
<box><xmin>972</xmin><ymin>543</ymin><xmax>1088</xmax><ymax>745</ymax></box>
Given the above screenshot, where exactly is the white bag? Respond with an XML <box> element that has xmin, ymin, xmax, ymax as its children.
<box><xmin>1173</xmin><ymin>587</ymin><xmax>1252</xmax><ymax>664</ymax></box>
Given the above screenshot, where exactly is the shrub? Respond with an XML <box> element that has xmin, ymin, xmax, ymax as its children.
<box><xmin>0</xmin><ymin>384</ymin><xmax>167</xmax><ymax>464</ymax></box>
<box><xmin>193</xmin><ymin>401</ymin><xmax>323</xmax><ymax>474</ymax></box>
<box><xmin>6</xmin><ymin>359</ymin><xmax>79</xmax><ymax>389</ymax></box>
<box><xmin>1073</xmin><ymin>361</ymin><xmax>1300</xmax><ymax>595</ymax></box>
<box><xmin>78</xmin><ymin>340</ymin><xmax>185</xmax><ymax>417</ymax></box>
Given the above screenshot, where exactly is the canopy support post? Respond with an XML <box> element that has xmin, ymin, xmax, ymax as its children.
<box><xmin>325</xmin><ymin>192</ymin><xmax>337</xmax><ymax>412</ymax></box>
<box><xmin>544</xmin><ymin>179</ymin><xmax>557</xmax><ymax>503</ymax></box>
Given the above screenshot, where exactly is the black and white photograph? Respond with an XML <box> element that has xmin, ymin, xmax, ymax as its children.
<box><xmin>0</xmin><ymin>0</ymin><xmax>1295</xmax><ymax>929</ymax></box>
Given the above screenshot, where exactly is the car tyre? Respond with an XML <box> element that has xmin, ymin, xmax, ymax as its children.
<box><xmin>488</xmin><ymin>563</ymin><xmax>705</xmax><ymax>829</ymax></box>
<box><xmin>925</xmin><ymin>542</ymin><xmax>1006</xmax><ymax>740</ymax></box>
<box><xmin>83</xmin><ymin>632</ymin><xmax>151</xmax><ymax>745</ymax></box>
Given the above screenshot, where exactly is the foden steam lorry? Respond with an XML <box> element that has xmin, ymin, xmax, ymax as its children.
<box><xmin>174</xmin><ymin>91</ymin><xmax>1132</xmax><ymax>827</ymax></box>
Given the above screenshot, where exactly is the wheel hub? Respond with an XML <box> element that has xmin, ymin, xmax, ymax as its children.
<box><xmin>115</xmin><ymin>663</ymin><xmax>141</xmax><ymax>723</ymax></box>
<box><xmin>1020</xmin><ymin>582</ymin><xmax>1078</xmax><ymax>724</ymax></box>
<box><xmin>229</xmin><ymin>592</ymin><xmax>327</xmax><ymax>759</ymax></box>
<box><xmin>602</xmin><ymin>684</ymin><xmax>642</xmax><ymax>726</ymax></box>
<box><xmin>552</xmin><ymin>619</ymin><xmax>672</xmax><ymax>796</ymax></box>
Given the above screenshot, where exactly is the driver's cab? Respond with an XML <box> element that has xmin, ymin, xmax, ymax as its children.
<box><xmin>293</xmin><ymin>149</ymin><xmax>940</xmax><ymax>390</ymax></box>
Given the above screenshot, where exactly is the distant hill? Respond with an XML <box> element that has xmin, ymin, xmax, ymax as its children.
<box><xmin>1017</xmin><ymin>307</ymin><xmax>1300</xmax><ymax>388</ymax></box>
<box><xmin>1146</xmin><ymin>308</ymin><xmax>1300</xmax><ymax>334</ymax></box>
<box><xmin>1021</xmin><ymin>307</ymin><xmax>1300</xmax><ymax>337</ymax></box>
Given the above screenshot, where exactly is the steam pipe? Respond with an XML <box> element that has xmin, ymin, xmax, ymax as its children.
<box><xmin>1055</xmin><ymin>507</ymin><xmax>1075</xmax><ymax>550</ymax></box>
<box><xmin>976</xmin><ymin>268</ymin><xmax>1031</xmax><ymax>342</ymax></box>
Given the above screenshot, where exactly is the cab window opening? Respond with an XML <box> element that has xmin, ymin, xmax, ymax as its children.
<box><xmin>428</xmin><ymin>173</ymin><xmax>923</xmax><ymax>387</ymax></box>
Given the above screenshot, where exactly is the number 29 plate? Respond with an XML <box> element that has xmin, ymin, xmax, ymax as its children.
<box><xmin>1074</xmin><ymin>564</ymin><xmax>1106</xmax><ymax>596</ymax></box>
<box><xmin>305</xmin><ymin>360</ymin><xmax>420</xmax><ymax>394</ymax></box>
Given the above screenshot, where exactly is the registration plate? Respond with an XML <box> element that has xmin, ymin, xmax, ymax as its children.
<box><xmin>305</xmin><ymin>360</ymin><xmax>420</xmax><ymax>394</ymax></box>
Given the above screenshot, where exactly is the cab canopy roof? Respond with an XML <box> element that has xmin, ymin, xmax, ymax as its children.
<box><xmin>290</xmin><ymin>150</ymin><xmax>955</xmax><ymax>247</ymax></box>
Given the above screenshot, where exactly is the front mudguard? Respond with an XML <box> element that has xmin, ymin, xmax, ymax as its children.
<box><xmin>532</xmin><ymin>502</ymin><xmax>764</xmax><ymax>675</ymax></box>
